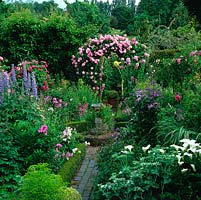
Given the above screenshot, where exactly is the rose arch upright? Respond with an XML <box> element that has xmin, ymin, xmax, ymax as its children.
<box><xmin>71</xmin><ymin>34</ymin><xmax>149</xmax><ymax>98</ymax></box>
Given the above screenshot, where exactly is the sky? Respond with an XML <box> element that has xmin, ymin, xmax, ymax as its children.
<box><xmin>34</xmin><ymin>0</ymin><xmax>141</xmax><ymax>9</ymax></box>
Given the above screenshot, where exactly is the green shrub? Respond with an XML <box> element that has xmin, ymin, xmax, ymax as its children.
<box><xmin>62</xmin><ymin>188</ymin><xmax>82</xmax><ymax>200</ymax></box>
<box><xmin>0</xmin><ymin>10</ymin><xmax>40</xmax><ymax>63</ymax></box>
<box><xmin>93</xmin><ymin>140</ymin><xmax>142</xmax><ymax>200</ymax></box>
<box><xmin>156</xmin><ymin>105</ymin><xmax>198</xmax><ymax>146</ymax></box>
<box><xmin>19</xmin><ymin>163</ymin><xmax>65</xmax><ymax>200</ymax></box>
<box><xmin>59</xmin><ymin>143</ymin><xmax>86</xmax><ymax>184</ymax></box>
<box><xmin>97</xmin><ymin>142</ymin><xmax>201</xmax><ymax>200</ymax></box>
<box><xmin>18</xmin><ymin>163</ymin><xmax>82</xmax><ymax>200</ymax></box>
<box><xmin>127</xmin><ymin>82</ymin><xmax>162</xmax><ymax>146</ymax></box>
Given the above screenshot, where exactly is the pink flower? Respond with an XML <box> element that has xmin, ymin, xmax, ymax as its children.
<box><xmin>54</xmin><ymin>154</ymin><xmax>59</xmax><ymax>158</ymax></box>
<box><xmin>100</xmin><ymin>84</ymin><xmax>105</xmax><ymax>91</ymax></box>
<box><xmin>38</xmin><ymin>125</ymin><xmax>48</xmax><ymax>135</ymax></box>
<box><xmin>0</xmin><ymin>56</ymin><xmax>4</xmax><ymax>61</ymax></box>
<box><xmin>66</xmin><ymin>152</ymin><xmax>73</xmax><ymax>160</ymax></box>
<box><xmin>126</xmin><ymin>57</ymin><xmax>131</xmax><ymax>65</ymax></box>
<box><xmin>144</xmin><ymin>52</ymin><xmax>150</xmax><ymax>57</ymax></box>
<box><xmin>133</xmin><ymin>56</ymin><xmax>139</xmax><ymax>61</ymax></box>
<box><xmin>131</xmin><ymin>37</ymin><xmax>138</xmax><ymax>45</ymax></box>
<box><xmin>135</xmin><ymin>63</ymin><xmax>140</xmax><ymax>69</ymax></box>
<box><xmin>190</xmin><ymin>51</ymin><xmax>196</xmax><ymax>57</ymax></box>
<box><xmin>176</xmin><ymin>58</ymin><xmax>181</xmax><ymax>64</ymax></box>
<box><xmin>56</xmin><ymin>143</ymin><xmax>62</xmax><ymax>148</ymax></box>
<box><xmin>175</xmin><ymin>94</ymin><xmax>181</xmax><ymax>102</ymax></box>
<box><xmin>140</xmin><ymin>59</ymin><xmax>146</xmax><ymax>63</ymax></box>
<box><xmin>198</xmin><ymin>50</ymin><xmax>201</xmax><ymax>56</ymax></box>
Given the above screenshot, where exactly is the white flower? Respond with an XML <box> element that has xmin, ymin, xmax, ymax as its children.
<box><xmin>72</xmin><ymin>148</ymin><xmax>78</xmax><ymax>153</ymax></box>
<box><xmin>178</xmin><ymin>161</ymin><xmax>184</xmax><ymax>166</ymax></box>
<box><xmin>159</xmin><ymin>149</ymin><xmax>165</xmax><ymax>154</ymax></box>
<box><xmin>121</xmin><ymin>150</ymin><xmax>129</xmax><ymax>154</ymax></box>
<box><xmin>142</xmin><ymin>144</ymin><xmax>151</xmax><ymax>153</ymax></box>
<box><xmin>85</xmin><ymin>141</ymin><xmax>90</xmax><ymax>146</ymax></box>
<box><xmin>188</xmin><ymin>146</ymin><xmax>197</xmax><ymax>153</ymax></box>
<box><xmin>124</xmin><ymin>145</ymin><xmax>133</xmax><ymax>151</ymax></box>
<box><xmin>180</xmin><ymin>139</ymin><xmax>199</xmax><ymax>149</ymax></box>
<box><xmin>181</xmin><ymin>168</ymin><xmax>188</xmax><ymax>173</ymax></box>
<box><xmin>184</xmin><ymin>152</ymin><xmax>193</xmax><ymax>159</ymax></box>
<box><xmin>171</xmin><ymin>144</ymin><xmax>185</xmax><ymax>151</ymax></box>
<box><xmin>48</xmin><ymin>107</ymin><xmax>54</xmax><ymax>112</ymax></box>
<box><xmin>176</xmin><ymin>154</ymin><xmax>182</xmax><ymax>162</ymax></box>
<box><xmin>197</xmin><ymin>149</ymin><xmax>201</xmax><ymax>155</ymax></box>
<box><xmin>170</xmin><ymin>144</ymin><xmax>180</xmax><ymax>151</ymax></box>
<box><xmin>190</xmin><ymin>164</ymin><xmax>196</xmax><ymax>172</ymax></box>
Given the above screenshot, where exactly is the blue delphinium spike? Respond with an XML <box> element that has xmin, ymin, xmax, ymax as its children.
<box><xmin>23</xmin><ymin>65</ymin><xmax>30</xmax><ymax>95</ymax></box>
<box><xmin>31</xmin><ymin>72</ymin><xmax>38</xmax><ymax>99</ymax></box>
<box><xmin>11</xmin><ymin>64</ymin><xmax>17</xmax><ymax>83</ymax></box>
<box><xmin>0</xmin><ymin>73</ymin><xmax>4</xmax><ymax>104</ymax></box>
<box><xmin>3</xmin><ymin>72</ymin><xmax>10</xmax><ymax>90</ymax></box>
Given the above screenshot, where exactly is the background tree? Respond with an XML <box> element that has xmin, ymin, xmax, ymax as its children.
<box><xmin>95</xmin><ymin>0</ymin><xmax>112</xmax><ymax>16</ymax></box>
<box><xmin>126</xmin><ymin>13</ymin><xmax>153</xmax><ymax>40</ymax></box>
<box><xmin>112</xmin><ymin>0</ymin><xmax>127</xmax><ymax>8</ymax></box>
<box><xmin>67</xmin><ymin>1</ymin><xmax>110</xmax><ymax>34</ymax></box>
<box><xmin>136</xmin><ymin>0</ymin><xmax>179</xmax><ymax>27</ymax></box>
<box><xmin>183</xmin><ymin>0</ymin><xmax>201</xmax><ymax>24</ymax></box>
<box><xmin>111</xmin><ymin>5</ymin><xmax>134</xmax><ymax>30</ymax></box>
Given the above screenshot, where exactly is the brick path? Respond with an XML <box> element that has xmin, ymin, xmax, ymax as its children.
<box><xmin>71</xmin><ymin>146</ymin><xmax>100</xmax><ymax>200</ymax></box>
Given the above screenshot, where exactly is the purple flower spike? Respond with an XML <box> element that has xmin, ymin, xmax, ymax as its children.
<box><xmin>11</xmin><ymin>64</ymin><xmax>17</xmax><ymax>83</ymax></box>
<box><xmin>23</xmin><ymin>65</ymin><xmax>30</xmax><ymax>95</ymax></box>
<box><xmin>31</xmin><ymin>72</ymin><xmax>38</xmax><ymax>99</ymax></box>
<box><xmin>0</xmin><ymin>73</ymin><xmax>4</xmax><ymax>104</ymax></box>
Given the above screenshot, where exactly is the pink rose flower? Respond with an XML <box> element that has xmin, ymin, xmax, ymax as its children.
<box><xmin>175</xmin><ymin>94</ymin><xmax>181</xmax><ymax>102</ymax></box>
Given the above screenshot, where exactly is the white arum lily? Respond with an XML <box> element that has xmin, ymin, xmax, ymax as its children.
<box><xmin>181</xmin><ymin>168</ymin><xmax>188</xmax><ymax>173</ymax></box>
<box><xmin>142</xmin><ymin>144</ymin><xmax>151</xmax><ymax>153</ymax></box>
<box><xmin>190</xmin><ymin>164</ymin><xmax>196</xmax><ymax>172</ymax></box>
<box><xmin>124</xmin><ymin>145</ymin><xmax>134</xmax><ymax>152</ymax></box>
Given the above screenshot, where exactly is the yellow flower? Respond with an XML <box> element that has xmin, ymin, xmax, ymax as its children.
<box><xmin>113</xmin><ymin>61</ymin><xmax>121</xmax><ymax>68</ymax></box>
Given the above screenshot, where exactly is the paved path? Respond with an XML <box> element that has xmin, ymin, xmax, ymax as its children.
<box><xmin>71</xmin><ymin>146</ymin><xmax>100</xmax><ymax>200</ymax></box>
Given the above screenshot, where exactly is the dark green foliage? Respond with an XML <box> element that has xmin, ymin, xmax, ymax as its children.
<box><xmin>183</xmin><ymin>0</ymin><xmax>201</xmax><ymax>23</ymax></box>
<box><xmin>0</xmin><ymin>8</ymin><xmax>99</xmax><ymax>80</ymax></box>
<box><xmin>111</xmin><ymin>6</ymin><xmax>134</xmax><ymax>30</ymax></box>
<box><xmin>136</xmin><ymin>0</ymin><xmax>179</xmax><ymax>27</ymax></box>
<box><xmin>37</xmin><ymin>13</ymin><xmax>82</xmax><ymax>76</ymax></box>
<box><xmin>127</xmin><ymin>83</ymin><xmax>162</xmax><ymax>146</ymax></box>
<box><xmin>0</xmin><ymin>10</ymin><xmax>40</xmax><ymax>63</ymax></box>
<box><xmin>95</xmin><ymin>0</ymin><xmax>112</xmax><ymax>16</ymax></box>
<box><xmin>126</xmin><ymin>13</ymin><xmax>153</xmax><ymax>40</ymax></box>
<box><xmin>67</xmin><ymin>1</ymin><xmax>110</xmax><ymax>34</ymax></box>
<box><xmin>65</xmin><ymin>120</ymin><xmax>89</xmax><ymax>132</ymax></box>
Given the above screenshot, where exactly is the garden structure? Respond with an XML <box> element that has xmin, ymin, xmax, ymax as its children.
<box><xmin>1</xmin><ymin>1</ymin><xmax>201</xmax><ymax>199</ymax></box>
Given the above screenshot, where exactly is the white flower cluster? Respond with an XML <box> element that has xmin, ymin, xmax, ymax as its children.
<box><xmin>171</xmin><ymin>139</ymin><xmax>201</xmax><ymax>173</ymax></box>
<box><xmin>61</xmin><ymin>127</ymin><xmax>73</xmax><ymax>142</ymax></box>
